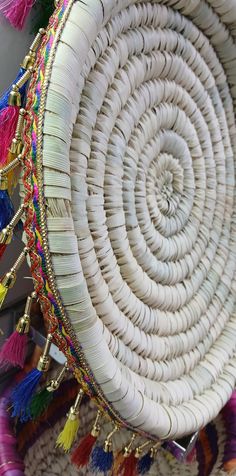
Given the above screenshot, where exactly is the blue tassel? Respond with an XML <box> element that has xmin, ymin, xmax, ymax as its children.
<box><xmin>11</xmin><ymin>368</ymin><xmax>42</xmax><ymax>422</ymax></box>
<box><xmin>137</xmin><ymin>453</ymin><xmax>153</xmax><ymax>474</ymax></box>
<box><xmin>90</xmin><ymin>445</ymin><xmax>114</xmax><ymax>473</ymax></box>
<box><xmin>0</xmin><ymin>189</ymin><xmax>14</xmax><ymax>231</ymax></box>
<box><xmin>0</xmin><ymin>67</ymin><xmax>27</xmax><ymax>112</ymax></box>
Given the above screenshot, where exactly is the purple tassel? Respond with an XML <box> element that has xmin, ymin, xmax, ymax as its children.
<box><xmin>11</xmin><ymin>369</ymin><xmax>42</xmax><ymax>422</ymax></box>
<box><xmin>90</xmin><ymin>445</ymin><xmax>114</xmax><ymax>473</ymax></box>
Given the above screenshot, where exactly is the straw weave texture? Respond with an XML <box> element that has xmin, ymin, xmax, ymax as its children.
<box><xmin>36</xmin><ymin>0</ymin><xmax>236</xmax><ymax>438</ymax></box>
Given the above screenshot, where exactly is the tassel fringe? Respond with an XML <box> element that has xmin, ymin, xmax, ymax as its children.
<box><xmin>0</xmin><ymin>188</ymin><xmax>14</xmax><ymax>231</ymax></box>
<box><xmin>71</xmin><ymin>433</ymin><xmax>97</xmax><ymax>468</ymax></box>
<box><xmin>0</xmin><ymin>244</ymin><xmax>7</xmax><ymax>258</ymax></box>
<box><xmin>56</xmin><ymin>416</ymin><xmax>79</xmax><ymax>452</ymax></box>
<box><xmin>90</xmin><ymin>445</ymin><xmax>114</xmax><ymax>472</ymax></box>
<box><xmin>30</xmin><ymin>387</ymin><xmax>53</xmax><ymax>419</ymax></box>
<box><xmin>11</xmin><ymin>368</ymin><xmax>42</xmax><ymax>422</ymax></box>
<box><xmin>0</xmin><ymin>331</ymin><xmax>28</xmax><ymax>368</ymax></box>
<box><xmin>0</xmin><ymin>282</ymin><xmax>9</xmax><ymax>308</ymax></box>
<box><xmin>120</xmin><ymin>451</ymin><xmax>137</xmax><ymax>476</ymax></box>
<box><xmin>0</xmin><ymin>0</ymin><xmax>35</xmax><ymax>29</ymax></box>
<box><xmin>137</xmin><ymin>453</ymin><xmax>153</xmax><ymax>475</ymax></box>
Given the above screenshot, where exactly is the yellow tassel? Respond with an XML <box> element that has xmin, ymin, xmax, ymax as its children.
<box><xmin>0</xmin><ymin>247</ymin><xmax>28</xmax><ymax>309</ymax></box>
<box><xmin>56</xmin><ymin>388</ymin><xmax>84</xmax><ymax>452</ymax></box>
<box><xmin>56</xmin><ymin>415</ymin><xmax>80</xmax><ymax>452</ymax></box>
<box><xmin>0</xmin><ymin>283</ymin><xmax>8</xmax><ymax>308</ymax></box>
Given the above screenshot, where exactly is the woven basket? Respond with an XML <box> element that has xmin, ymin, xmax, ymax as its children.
<box><xmin>18</xmin><ymin>0</ymin><xmax>236</xmax><ymax>445</ymax></box>
<box><xmin>21</xmin><ymin>392</ymin><xmax>229</xmax><ymax>476</ymax></box>
<box><xmin>0</xmin><ymin>377</ymin><xmax>233</xmax><ymax>476</ymax></box>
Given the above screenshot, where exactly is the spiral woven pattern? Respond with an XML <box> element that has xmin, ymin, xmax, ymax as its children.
<box><xmin>34</xmin><ymin>0</ymin><xmax>236</xmax><ymax>438</ymax></box>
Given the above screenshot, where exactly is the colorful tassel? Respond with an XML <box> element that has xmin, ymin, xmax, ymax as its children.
<box><xmin>11</xmin><ymin>334</ymin><xmax>52</xmax><ymax>422</ymax></box>
<box><xmin>30</xmin><ymin>362</ymin><xmax>69</xmax><ymax>419</ymax></box>
<box><xmin>120</xmin><ymin>451</ymin><xmax>138</xmax><ymax>476</ymax></box>
<box><xmin>113</xmin><ymin>433</ymin><xmax>137</xmax><ymax>476</ymax></box>
<box><xmin>0</xmin><ymin>292</ymin><xmax>35</xmax><ymax>368</ymax></box>
<box><xmin>0</xmin><ymin>105</ymin><xmax>20</xmax><ymax>166</ymax></box>
<box><xmin>0</xmin><ymin>68</ymin><xmax>32</xmax><ymax>166</ymax></box>
<box><xmin>90</xmin><ymin>425</ymin><xmax>119</xmax><ymax>473</ymax></box>
<box><xmin>136</xmin><ymin>441</ymin><xmax>160</xmax><ymax>475</ymax></box>
<box><xmin>0</xmin><ymin>244</ymin><xmax>6</xmax><ymax>258</ymax></box>
<box><xmin>30</xmin><ymin>387</ymin><xmax>53</xmax><ymax>419</ymax></box>
<box><xmin>0</xmin><ymin>332</ymin><xmax>28</xmax><ymax>369</ymax></box>
<box><xmin>0</xmin><ymin>0</ymin><xmax>35</xmax><ymax>30</ymax></box>
<box><xmin>0</xmin><ymin>247</ymin><xmax>28</xmax><ymax>309</ymax></box>
<box><xmin>90</xmin><ymin>445</ymin><xmax>114</xmax><ymax>473</ymax></box>
<box><xmin>0</xmin><ymin>282</ymin><xmax>8</xmax><ymax>308</ymax></box>
<box><xmin>113</xmin><ymin>451</ymin><xmax>126</xmax><ymax>476</ymax></box>
<box><xmin>56</xmin><ymin>388</ymin><xmax>83</xmax><ymax>452</ymax></box>
<box><xmin>0</xmin><ymin>176</ymin><xmax>14</xmax><ymax>231</ymax></box>
<box><xmin>137</xmin><ymin>453</ymin><xmax>153</xmax><ymax>475</ymax></box>
<box><xmin>71</xmin><ymin>410</ymin><xmax>101</xmax><ymax>468</ymax></box>
<box><xmin>0</xmin><ymin>203</ymin><xmax>24</xmax><ymax>260</ymax></box>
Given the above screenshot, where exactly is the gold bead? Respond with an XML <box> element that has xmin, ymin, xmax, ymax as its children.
<box><xmin>21</xmin><ymin>51</ymin><xmax>36</xmax><ymax>70</ymax></box>
<box><xmin>8</xmin><ymin>85</ymin><xmax>21</xmax><ymax>107</ymax></box>
<box><xmin>16</xmin><ymin>315</ymin><xmax>30</xmax><ymax>334</ymax></box>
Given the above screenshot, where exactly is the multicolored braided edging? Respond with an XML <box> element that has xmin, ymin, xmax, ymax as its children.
<box><xmin>22</xmin><ymin>0</ymin><xmax>115</xmax><ymax>423</ymax></box>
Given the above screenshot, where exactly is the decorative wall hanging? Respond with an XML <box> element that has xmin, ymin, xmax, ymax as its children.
<box><xmin>0</xmin><ymin>0</ymin><xmax>236</xmax><ymax>475</ymax></box>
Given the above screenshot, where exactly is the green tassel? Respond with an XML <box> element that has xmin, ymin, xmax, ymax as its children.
<box><xmin>30</xmin><ymin>387</ymin><xmax>53</xmax><ymax>419</ymax></box>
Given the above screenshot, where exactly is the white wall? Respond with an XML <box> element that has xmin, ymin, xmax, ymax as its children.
<box><xmin>0</xmin><ymin>16</ymin><xmax>34</xmax><ymax>307</ymax></box>
<box><xmin>0</xmin><ymin>15</ymin><xmax>33</xmax><ymax>92</ymax></box>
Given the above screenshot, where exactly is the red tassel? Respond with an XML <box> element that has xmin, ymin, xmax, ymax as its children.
<box><xmin>71</xmin><ymin>433</ymin><xmax>97</xmax><ymax>468</ymax></box>
<box><xmin>0</xmin><ymin>244</ymin><xmax>7</xmax><ymax>258</ymax></box>
<box><xmin>120</xmin><ymin>452</ymin><xmax>138</xmax><ymax>476</ymax></box>
<box><xmin>0</xmin><ymin>106</ymin><xmax>19</xmax><ymax>166</ymax></box>
<box><xmin>0</xmin><ymin>331</ymin><xmax>28</xmax><ymax>368</ymax></box>
<box><xmin>1</xmin><ymin>0</ymin><xmax>35</xmax><ymax>29</ymax></box>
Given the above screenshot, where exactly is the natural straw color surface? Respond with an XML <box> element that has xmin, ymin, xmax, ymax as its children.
<box><xmin>39</xmin><ymin>0</ymin><xmax>236</xmax><ymax>438</ymax></box>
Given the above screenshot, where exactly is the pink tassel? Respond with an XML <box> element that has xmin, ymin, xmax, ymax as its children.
<box><xmin>0</xmin><ymin>0</ymin><xmax>35</xmax><ymax>29</ymax></box>
<box><xmin>0</xmin><ymin>294</ymin><xmax>34</xmax><ymax>369</ymax></box>
<box><xmin>0</xmin><ymin>106</ymin><xmax>19</xmax><ymax>166</ymax></box>
<box><xmin>0</xmin><ymin>331</ymin><xmax>28</xmax><ymax>368</ymax></box>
